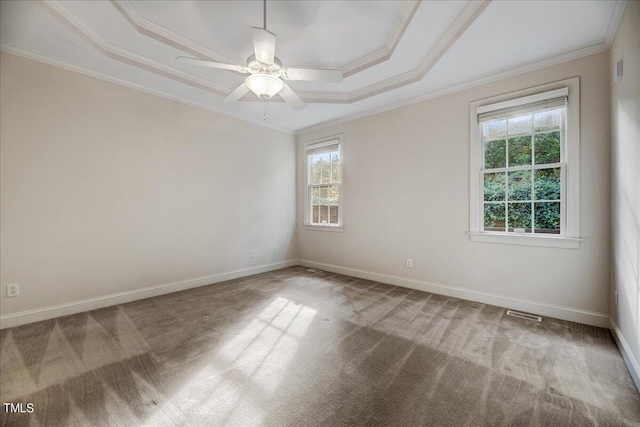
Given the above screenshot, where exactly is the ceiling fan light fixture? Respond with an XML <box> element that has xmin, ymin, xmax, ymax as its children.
<box><xmin>245</xmin><ymin>73</ymin><xmax>284</xmax><ymax>100</ymax></box>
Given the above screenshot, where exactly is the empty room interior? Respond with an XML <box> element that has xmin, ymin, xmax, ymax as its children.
<box><xmin>1</xmin><ymin>0</ymin><xmax>639</xmax><ymax>425</ymax></box>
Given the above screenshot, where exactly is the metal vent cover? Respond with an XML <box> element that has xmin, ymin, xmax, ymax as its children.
<box><xmin>306</xmin><ymin>268</ymin><xmax>322</xmax><ymax>273</ymax></box>
<box><xmin>506</xmin><ymin>310</ymin><xmax>542</xmax><ymax>322</ymax></box>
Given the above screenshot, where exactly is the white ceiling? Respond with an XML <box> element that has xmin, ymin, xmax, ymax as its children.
<box><xmin>0</xmin><ymin>1</ymin><xmax>625</xmax><ymax>133</ymax></box>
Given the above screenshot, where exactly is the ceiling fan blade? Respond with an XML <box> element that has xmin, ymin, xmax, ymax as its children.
<box><xmin>176</xmin><ymin>57</ymin><xmax>248</xmax><ymax>73</ymax></box>
<box><xmin>279</xmin><ymin>83</ymin><xmax>306</xmax><ymax>110</ymax></box>
<box><xmin>223</xmin><ymin>82</ymin><xmax>251</xmax><ymax>103</ymax></box>
<box><xmin>251</xmin><ymin>27</ymin><xmax>276</xmax><ymax>65</ymax></box>
<box><xmin>283</xmin><ymin>68</ymin><xmax>343</xmax><ymax>83</ymax></box>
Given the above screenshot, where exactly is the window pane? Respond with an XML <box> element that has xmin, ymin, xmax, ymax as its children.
<box><xmin>534</xmin><ymin>109</ymin><xmax>561</xmax><ymax>132</ymax></box>
<box><xmin>484</xmin><ymin>119</ymin><xmax>506</xmax><ymax>139</ymax></box>
<box><xmin>484</xmin><ymin>203</ymin><xmax>505</xmax><ymax>231</ymax></box>
<box><xmin>534</xmin><ymin>202</ymin><xmax>560</xmax><ymax>234</ymax></box>
<box><xmin>485</xmin><ymin>139</ymin><xmax>506</xmax><ymax>169</ymax></box>
<box><xmin>321</xmin><ymin>153</ymin><xmax>331</xmax><ymax>184</ymax></box>
<box><xmin>317</xmin><ymin>205</ymin><xmax>329</xmax><ymax>224</ymax></box>
<box><xmin>310</xmin><ymin>154</ymin><xmax>323</xmax><ymax>184</ymax></box>
<box><xmin>508</xmin><ymin>115</ymin><xmax>532</xmax><ymax>136</ymax></box>
<box><xmin>484</xmin><ymin>172</ymin><xmax>505</xmax><ymax>201</ymax></box>
<box><xmin>535</xmin><ymin>131</ymin><xmax>561</xmax><ymax>165</ymax></box>
<box><xmin>329</xmin><ymin>185</ymin><xmax>340</xmax><ymax>206</ymax></box>
<box><xmin>312</xmin><ymin>201</ymin><xmax>320</xmax><ymax>223</ymax></box>
<box><xmin>508</xmin><ymin>136</ymin><xmax>532</xmax><ymax>166</ymax></box>
<box><xmin>534</xmin><ymin>168</ymin><xmax>561</xmax><ymax>200</ymax></box>
<box><xmin>331</xmin><ymin>152</ymin><xmax>340</xmax><ymax>183</ymax></box>
<box><xmin>508</xmin><ymin>170</ymin><xmax>531</xmax><ymax>201</ymax></box>
<box><xmin>508</xmin><ymin>202</ymin><xmax>532</xmax><ymax>233</ymax></box>
<box><xmin>329</xmin><ymin>205</ymin><xmax>339</xmax><ymax>224</ymax></box>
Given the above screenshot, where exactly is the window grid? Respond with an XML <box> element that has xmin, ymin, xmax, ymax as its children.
<box><xmin>305</xmin><ymin>138</ymin><xmax>342</xmax><ymax>226</ymax></box>
<box><xmin>480</xmin><ymin>108</ymin><xmax>565</xmax><ymax>235</ymax></box>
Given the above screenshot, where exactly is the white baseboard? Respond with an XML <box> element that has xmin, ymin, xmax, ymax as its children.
<box><xmin>610</xmin><ymin>319</ymin><xmax>640</xmax><ymax>393</ymax></box>
<box><xmin>298</xmin><ymin>259</ymin><xmax>610</xmax><ymax>328</ymax></box>
<box><xmin>0</xmin><ymin>260</ymin><xmax>297</xmax><ymax>329</ymax></box>
<box><xmin>0</xmin><ymin>258</ymin><xmax>612</xmax><ymax>331</ymax></box>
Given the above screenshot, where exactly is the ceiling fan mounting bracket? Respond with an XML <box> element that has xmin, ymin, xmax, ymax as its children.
<box><xmin>246</xmin><ymin>54</ymin><xmax>283</xmax><ymax>74</ymax></box>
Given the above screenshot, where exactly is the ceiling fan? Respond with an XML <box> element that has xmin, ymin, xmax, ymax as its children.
<box><xmin>176</xmin><ymin>0</ymin><xmax>343</xmax><ymax>115</ymax></box>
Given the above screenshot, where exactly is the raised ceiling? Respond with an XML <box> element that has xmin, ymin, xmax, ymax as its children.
<box><xmin>0</xmin><ymin>1</ymin><xmax>625</xmax><ymax>133</ymax></box>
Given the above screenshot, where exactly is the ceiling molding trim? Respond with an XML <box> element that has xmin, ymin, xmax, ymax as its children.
<box><xmin>110</xmin><ymin>0</ymin><xmax>240</xmax><ymax>65</ymax></box>
<box><xmin>320</xmin><ymin>0</ymin><xmax>490</xmax><ymax>104</ymax></box>
<box><xmin>43</xmin><ymin>0</ymin><xmax>229</xmax><ymax>97</ymax></box>
<box><xmin>0</xmin><ymin>43</ymin><xmax>295</xmax><ymax>135</ymax></box>
<box><xmin>603</xmin><ymin>0</ymin><xmax>627</xmax><ymax>48</ymax></box>
<box><xmin>417</xmin><ymin>0</ymin><xmax>491</xmax><ymax>78</ymax></box>
<box><xmin>341</xmin><ymin>0</ymin><xmax>421</xmax><ymax>77</ymax></box>
<box><xmin>296</xmin><ymin>42</ymin><xmax>609</xmax><ymax>135</ymax></box>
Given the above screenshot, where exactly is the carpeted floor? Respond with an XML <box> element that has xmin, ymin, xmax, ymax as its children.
<box><xmin>1</xmin><ymin>266</ymin><xmax>639</xmax><ymax>426</ymax></box>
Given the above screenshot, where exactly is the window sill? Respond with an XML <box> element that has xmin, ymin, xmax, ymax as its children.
<box><xmin>303</xmin><ymin>224</ymin><xmax>344</xmax><ymax>232</ymax></box>
<box><xmin>468</xmin><ymin>232</ymin><xmax>581</xmax><ymax>249</ymax></box>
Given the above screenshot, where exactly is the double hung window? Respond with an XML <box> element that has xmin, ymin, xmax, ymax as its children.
<box><xmin>469</xmin><ymin>79</ymin><xmax>580</xmax><ymax>248</ymax></box>
<box><xmin>304</xmin><ymin>136</ymin><xmax>343</xmax><ymax>228</ymax></box>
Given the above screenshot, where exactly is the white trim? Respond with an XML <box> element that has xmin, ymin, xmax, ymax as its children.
<box><xmin>43</xmin><ymin>0</ymin><xmax>229</xmax><ymax>96</ymax></box>
<box><xmin>468</xmin><ymin>77</ymin><xmax>580</xmax><ymax>247</ymax></box>
<box><xmin>111</xmin><ymin>0</ymin><xmax>240</xmax><ymax>65</ymax></box>
<box><xmin>297</xmin><ymin>259</ymin><xmax>609</xmax><ymax>328</ymax></box>
<box><xmin>610</xmin><ymin>318</ymin><xmax>640</xmax><ymax>393</ymax></box>
<box><xmin>114</xmin><ymin>0</ymin><xmax>419</xmax><ymax>79</ymax></box>
<box><xmin>303</xmin><ymin>225</ymin><xmax>345</xmax><ymax>233</ymax></box>
<box><xmin>304</xmin><ymin>134</ymin><xmax>344</xmax><ymax>227</ymax></box>
<box><xmin>0</xmin><ymin>44</ymin><xmax>295</xmax><ymax>135</ymax></box>
<box><xmin>476</xmin><ymin>87</ymin><xmax>568</xmax><ymax>115</ymax></box>
<box><xmin>468</xmin><ymin>232</ymin><xmax>581</xmax><ymax>249</ymax></box>
<box><xmin>341</xmin><ymin>0</ymin><xmax>422</xmax><ymax>77</ymax></box>
<box><xmin>348</xmin><ymin>0</ymin><xmax>491</xmax><ymax>103</ymax></box>
<box><xmin>0</xmin><ymin>260</ymin><xmax>297</xmax><ymax>329</ymax></box>
<box><xmin>296</xmin><ymin>43</ymin><xmax>606</xmax><ymax>135</ymax></box>
<box><xmin>604</xmin><ymin>1</ymin><xmax>628</xmax><ymax>48</ymax></box>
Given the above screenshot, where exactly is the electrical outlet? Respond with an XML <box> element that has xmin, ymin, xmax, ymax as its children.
<box><xmin>7</xmin><ymin>284</ymin><xmax>19</xmax><ymax>298</ymax></box>
<box><xmin>406</xmin><ymin>259</ymin><xmax>412</xmax><ymax>268</ymax></box>
<box><xmin>614</xmin><ymin>291</ymin><xmax>618</xmax><ymax>307</ymax></box>
<box><xmin>272</xmin><ymin>246</ymin><xmax>278</xmax><ymax>254</ymax></box>
<box><xmin>249</xmin><ymin>250</ymin><xmax>255</xmax><ymax>259</ymax></box>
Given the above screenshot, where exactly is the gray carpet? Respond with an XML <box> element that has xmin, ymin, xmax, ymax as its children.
<box><xmin>1</xmin><ymin>266</ymin><xmax>639</xmax><ymax>426</ymax></box>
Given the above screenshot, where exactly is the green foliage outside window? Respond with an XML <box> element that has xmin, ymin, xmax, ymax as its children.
<box><xmin>482</xmin><ymin>110</ymin><xmax>562</xmax><ymax>234</ymax></box>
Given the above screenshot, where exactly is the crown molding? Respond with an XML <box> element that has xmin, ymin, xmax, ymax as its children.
<box><xmin>340</xmin><ymin>0</ymin><xmax>421</xmax><ymax>77</ymax></box>
<box><xmin>42</xmin><ymin>0</ymin><xmax>229</xmax><ymax>97</ymax></box>
<box><xmin>110</xmin><ymin>0</ymin><xmax>240</xmax><ymax>66</ymax></box>
<box><xmin>0</xmin><ymin>43</ymin><xmax>295</xmax><ymax>135</ymax></box>
<box><xmin>43</xmin><ymin>0</ymin><xmax>488</xmax><ymax>105</ymax></box>
<box><xmin>113</xmin><ymin>0</ymin><xmax>421</xmax><ymax>79</ymax></box>
<box><xmin>296</xmin><ymin>42</ymin><xmax>609</xmax><ymax>135</ymax></box>
<box><xmin>604</xmin><ymin>0</ymin><xmax>627</xmax><ymax>47</ymax></box>
<box><xmin>285</xmin><ymin>0</ymin><xmax>489</xmax><ymax>104</ymax></box>
<box><xmin>417</xmin><ymin>0</ymin><xmax>491</xmax><ymax>78</ymax></box>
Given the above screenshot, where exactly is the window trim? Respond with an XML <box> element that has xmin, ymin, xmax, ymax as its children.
<box><xmin>469</xmin><ymin>78</ymin><xmax>581</xmax><ymax>249</ymax></box>
<box><xmin>303</xmin><ymin>134</ymin><xmax>344</xmax><ymax>231</ymax></box>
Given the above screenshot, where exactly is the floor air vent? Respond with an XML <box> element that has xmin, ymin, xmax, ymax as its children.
<box><xmin>306</xmin><ymin>268</ymin><xmax>321</xmax><ymax>273</ymax></box>
<box><xmin>506</xmin><ymin>310</ymin><xmax>542</xmax><ymax>322</ymax></box>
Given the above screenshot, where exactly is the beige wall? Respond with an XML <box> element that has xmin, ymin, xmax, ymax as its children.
<box><xmin>297</xmin><ymin>51</ymin><xmax>611</xmax><ymax>324</ymax></box>
<box><xmin>0</xmin><ymin>52</ymin><xmax>296</xmax><ymax>318</ymax></box>
<box><xmin>610</xmin><ymin>1</ymin><xmax>640</xmax><ymax>386</ymax></box>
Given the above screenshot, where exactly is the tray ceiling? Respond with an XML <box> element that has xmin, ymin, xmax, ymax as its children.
<box><xmin>0</xmin><ymin>1</ymin><xmax>625</xmax><ymax>133</ymax></box>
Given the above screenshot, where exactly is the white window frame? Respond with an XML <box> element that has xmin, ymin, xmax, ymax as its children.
<box><xmin>303</xmin><ymin>134</ymin><xmax>344</xmax><ymax>232</ymax></box>
<box><xmin>469</xmin><ymin>78</ymin><xmax>581</xmax><ymax>249</ymax></box>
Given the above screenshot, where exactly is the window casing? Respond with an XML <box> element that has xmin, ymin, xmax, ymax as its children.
<box><xmin>469</xmin><ymin>78</ymin><xmax>581</xmax><ymax>249</ymax></box>
<box><xmin>304</xmin><ymin>135</ymin><xmax>343</xmax><ymax>229</ymax></box>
